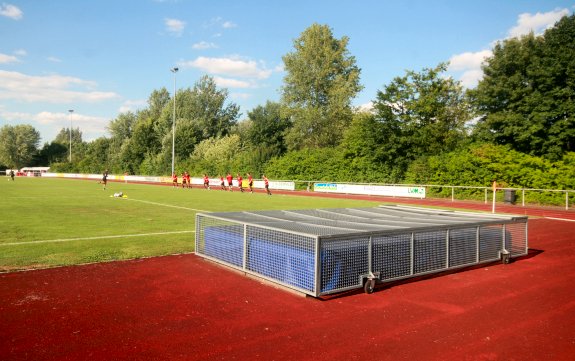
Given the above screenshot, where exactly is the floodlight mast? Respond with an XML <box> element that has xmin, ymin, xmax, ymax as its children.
<box><xmin>170</xmin><ymin>67</ymin><xmax>179</xmax><ymax>176</ymax></box>
<box><xmin>68</xmin><ymin>109</ymin><xmax>74</xmax><ymax>162</ymax></box>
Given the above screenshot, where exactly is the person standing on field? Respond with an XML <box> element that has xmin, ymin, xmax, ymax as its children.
<box><xmin>226</xmin><ymin>172</ymin><xmax>234</xmax><ymax>192</ymax></box>
<box><xmin>172</xmin><ymin>173</ymin><xmax>178</xmax><ymax>188</ymax></box>
<box><xmin>219</xmin><ymin>175</ymin><xmax>225</xmax><ymax>190</ymax></box>
<box><xmin>203</xmin><ymin>174</ymin><xmax>210</xmax><ymax>190</ymax></box>
<box><xmin>237</xmin><ymin>173</ymin><xmax>244</xmax><ymax>193</ymax></box>
<box><xmin>181</xmin><ymin>172</ymin><xmax>187</xmax><ymax>188</ymax></box>
<box><xmin>263</xmin><ymin>174</ymin><xmax>271</xmax><ymax>195</ymax></box>
<box><xmin>247</xmin><ymin>173</ymin><xmax>253</xmax><ymax>193</ymax></box>
<box><xmin>9</xmin><ymin>170</ymin><xmax>15</xmax><ymax>181</ymax></box>
<box><xmin>102</xmin><ymin>170</ymin><xmax>109</xmax><ymax>190</ymax></box>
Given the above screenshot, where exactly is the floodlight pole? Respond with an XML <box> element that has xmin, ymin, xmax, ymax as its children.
<box><xmin>68</xmin><ymin>109</ymin><xmax>74</xmax><ymax>162</ymax></box>
<box><xmin>170</xmin><ymin>67</ymin><xmax>178</xmax><ymax>176</ymax></box>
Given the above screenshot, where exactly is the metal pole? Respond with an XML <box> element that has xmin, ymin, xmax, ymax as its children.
<box><xmin>170</xmin><ymin>67</ymin><xmax>178</xmax><ymax>176</ymax></box>
<box><xmin>492</xmin><ymin>181</ymin><xmax>496</xmax><ymax>214</ymax></box>
<box><xmin>522</xmin><ymin>189</ymin><xmax>525</xmax><ymax>207</ymax></box>
<box><xmin>567</xmin><ymin>191</ymin><xmax>569</xmax><ymax>211</ymax></box>
<box><xmin>68</xmin><ymin>109</ymin><xmax>74</xmax><ymax>162</ymax></box>
<box><xmin>451</xmin><ymin>187</ymin><xmax>454</xmax><ymax>202</ymax></box>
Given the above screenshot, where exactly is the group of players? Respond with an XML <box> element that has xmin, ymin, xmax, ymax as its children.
<box><xmin>171</xmin><ymin>172</ymin><xmax>271</xmax><ymax>195</ymax></box>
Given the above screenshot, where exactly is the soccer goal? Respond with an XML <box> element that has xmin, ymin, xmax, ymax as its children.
<box><xmin>195</xmin><ymin>205</ymin><xmax>528</xmax><ymax>297</ymax></box>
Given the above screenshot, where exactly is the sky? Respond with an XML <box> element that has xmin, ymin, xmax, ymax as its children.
<box><xmin>1</xmin><ymin>0</ymin><xmax>574</xmax><ymax>144</ymax></box>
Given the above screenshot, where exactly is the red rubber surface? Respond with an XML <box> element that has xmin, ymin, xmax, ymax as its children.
<box><xmin>1</xmin><ymin>196</ymin><xmax>574</xmax><ymax>360</ymax></box>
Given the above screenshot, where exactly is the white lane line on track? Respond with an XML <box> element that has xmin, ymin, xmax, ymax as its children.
<box><xmin>123</xmin><ymin>198</ymin><xmax>209</xmax><ymax>212</ymax></box>
<box><xmin>544</xmin><ymin>217</ymin><xmax>575</xmax><ymax>222</ymax></box>
<box><xmin>1</xmin><ymin>231</ymin><xmax>196</xmax><ymax>247</ymax></box>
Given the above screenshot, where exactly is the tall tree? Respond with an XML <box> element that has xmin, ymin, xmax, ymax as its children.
<box><xmin>246</xmin><ymin>101</ymin><xmax>291</xmax><ymax>155</ymax></box>
<box><xmin>469</xmin><ymin>15</ymin><xmax>575</xmax><ymax>159</ymax></box>
<box><xmin>186</xmin><ymin>75</ymin><xmax>241</xmax><ymax>141</ymax></box>
<box><xmin>372</xmin><ymin>63</ymin><xmax>470</xmax><ymax>177</ymax></box>
<box><xmin>52</xmin><ymin>127</ymin><xmax>83</xmax><ymax>162</ymax></box>
<box><xmin>187</xmin><ymin>135</ymin><xmax>242</xmax><ymax>176</ymax></box>
<box><xmin>281</xmin><ymin>23</ymin><xmax>363</xmax><ymax>150</ymax></box>
<box><xmin>339</xmin><ymin>111</ymin><xmax>403</xmax><ymax>182</ymax></box>
<box><xmin>110</xmin><ymin>116</ymin><xmax>162</xmax><ymax>175</ymax></box>
<box><xmin>0</xmin><ymin>124</ymin><xmax>41</xmax><ymax>168</ymax></box>
<box><xmin>151</xmin><ymin>76</ymin><xmax>240</xmax><ymax>174</ymax></box>
<box><xmin>107</xmin><ymin>112</ymin><xmax>136</xmax><ymax>142</ymax></box>
<box><xmin>146</xmin><ymin>88</ymin><xmax>171</xmax><ymax>119</ymax></box>
<box><xmin>77</xmin><ymin>137</ymin><xmax>112</xmax><ymax>173</ymax></box>
<box><xmin>35</xmin><ymin>142</ymin><xmax>68</xmax><ymax>165</ymax></box>
<box><xmin>53</xmin><ymin>127</ymin><xmax>83</xmax><ymax>146</ymax></box>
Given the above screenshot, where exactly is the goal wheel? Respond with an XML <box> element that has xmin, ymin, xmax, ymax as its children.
<box><xmin>364</xmin><ymin>279</ymin><xmax>375</xmax><ymax>294</ymax></box>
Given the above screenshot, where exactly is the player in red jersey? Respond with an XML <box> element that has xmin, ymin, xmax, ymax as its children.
<box><xmin>203</xmin><ymin>174</ymin><xmax>210</xmax><ymax>190</ymax></box>
<box><xmin>172</xmin><ymin>173</ymin><xmax>178</xmax><ymax>188</ymax></box>
<box><xmin>185</xmin><ymin>172</ymin><xmax>191</xmax><ymax>189</ymax></box>
<box><xmin>247</xmin><ymin>173</ymin><xmax>253</xmax><ymax>193</ymax></box>
<box><xmin>237</xmin><ymin>173</ymin><xmax>244</xmax><ymax>193</ymax></box>
<box><xmin>181</xmin><ymin>172</ymin><xmax>187</xmax><ymax>188</ymax></box>
<box><xmin>263</xmin><ymin>174</ymin><xmax>271</xmax><ymax>195</ymax></box>
<box><xmin>226</xmin><ymin>172</ymin><xmax>234</xmax><ymax>192</ymax></box>
<box><xmin>219</xmin><ymin>175</ymin><xmax>225</xmax><ymax>190</ymax></box>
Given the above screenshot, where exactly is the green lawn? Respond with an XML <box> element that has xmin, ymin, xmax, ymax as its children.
<box><xmin>0</xmin><ymin>177</ymin><xmax>381</xmax><ymax>271</ymax></box>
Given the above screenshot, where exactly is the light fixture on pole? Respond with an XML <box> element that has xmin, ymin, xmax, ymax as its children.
<box><xmin>68</xmin><ymin>109</ymin><xmax>74</xmax><ymax>162</ymax></box>
<box><xmin>170</xmin><ymin>67</ymin><xmax>178</xmax><ymax>176</ymax></box>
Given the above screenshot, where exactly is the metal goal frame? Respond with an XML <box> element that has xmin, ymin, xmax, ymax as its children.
<box><xmin>195</xmin><ymin>206</ymin><xmax>528</xmax><ymax>297</ymax></box>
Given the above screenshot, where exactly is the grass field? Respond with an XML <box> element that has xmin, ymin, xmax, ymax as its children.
<box><xmin>0</xmin><ymin>177</ymin><xmax>382</xmax><ymax>271</ymax></box>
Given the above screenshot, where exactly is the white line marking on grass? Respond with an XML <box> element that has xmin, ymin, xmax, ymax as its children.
<box><xmin>1</xmin><ymin>231</ymin><xmax>196</xmax><ymax>246</ymax></box>
<box><xmin>544</xmin><ymin>217</ymin><xmax>575</xmax><ymax>222</ymax></box>
<box><xmin>123</xmin><ymin>198</ymin><xmax>209</xmax><ymax>212</ymax></box>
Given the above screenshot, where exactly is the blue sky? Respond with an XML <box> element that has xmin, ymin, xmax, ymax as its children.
<box><xmin>1</xmin><ymin>0</ymin><xmax>574</xmax><ymax>144</ymax></box>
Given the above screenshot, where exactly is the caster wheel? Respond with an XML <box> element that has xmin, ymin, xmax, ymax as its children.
<box><xmin>364</xmin><ymin>279</ymin><xmax>375</xmax><ymax>294</ymax></box>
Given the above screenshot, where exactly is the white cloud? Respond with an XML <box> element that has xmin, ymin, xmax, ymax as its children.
<box><xmin>0</xmin><ymin>70</ymin><xmax>120</xmax><ymax>103</ymax></box>
<box><xmin>230</xmin><ymin>92</ymin><xmax>251</xmax><ymax>100</ymax></box>
<box><xmin>0</xmin><ymin>53</ymin><xmax>19</xmax><ymax>64</ymax></box>
<box><xmin>180</xmin><ymin>56</ymin><xmax>273</xmax><ymax>79</ymax></box>
<box><xmin>356</xmin><ymin>102</ymin><xmax>374</xmax><ymax>113</ymax></box>
<box><xmin>0</xmin><ymin>109</ymin><xmax>107</xmax><ymax>131</ymax></box>
<box><xmin>0</xmin><ymin>108</ymin><xmax>29</xmax><ymax>122</ymax></box>
<box><xmin>47</xmin><ymin>56</ymin><xmax>62</xmax><ymax>63</ymax></box>
<box><xmin>205</xmin><ymin>17</ymin><xmax>237</xmax><ymax>30</ymax></box>
<box><xmin>36</xmin><ymin>111</ymin><xmax>109</xmax><ymax>141</ymax></box>
<box><xmin>14</xmin><ymin>49</ymin><xmax>27</xmax><ymax>56</ymax></box>
<box><xmin>165</xmin><ymin>18</ymin><xmax>185</xmax><ymax>36</ymax></box>
<box><xmin>213</xmin><ymin>76</ymin><xmax>252</xmax><ymax>89</ymax></box>
<box><xmin>447</xmin><ymin>7</ymin><xmax>571</xmax><ymax>89</ymax></box>
<box><xmin>192</xmin><ymin>41</ymin><xmax>218</xmax><ymax>50</ymax></box>
<box><xmin>448</xmin><ymin>50</ymin><xmax>492</xmax><ymax>72</ymax></box>
<box><xmin>447</xmin><ymin>50</ymin><xmax>492</xmax><ymax>88</ymax></box>
<box><xmin>508</xmin><ymin>8</ymin><xmax>570</xmax><ymax>38</ymax></box>
<box><xmin>458</xmin><ymin>69</ymin><xmax>485</xmax><ymax>89</ymax></box>
<box><xmin>0</xmin><ymin>3</ymin><xmax>23</xmax><ymax>20</ymax></box>
<box><xmin>118</xmin><ymin>99</ymin><xmax>147</xmax><ymax>113</ymax></box>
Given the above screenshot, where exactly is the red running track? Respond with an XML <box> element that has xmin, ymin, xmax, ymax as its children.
<box><xmin>1</xmin><ymin>198</ymin><xmax>575</xmax><ymax>360</ymax></box>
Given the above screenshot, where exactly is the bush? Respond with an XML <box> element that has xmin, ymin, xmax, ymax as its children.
<box><xmin>404</xmin><ymin>144</ymin><xmax>575</xmax><ymax>206</ymax></box>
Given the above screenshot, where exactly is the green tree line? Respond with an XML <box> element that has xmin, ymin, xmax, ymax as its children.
<box><xmin>1</xmin><ymin>17</ymin><xmax>574</xmax><ymax>205</ymax></box>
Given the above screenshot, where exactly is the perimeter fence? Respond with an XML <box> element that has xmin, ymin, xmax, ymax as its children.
<box><xmin>290</xmin><ymin>180</ymin><xmax>574</xmax><ymax>210</ymax></box>
<box><xmin>14</xmin><ymin>171</ymin><xmax>573</xmax><ymax>210</ymax></box>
